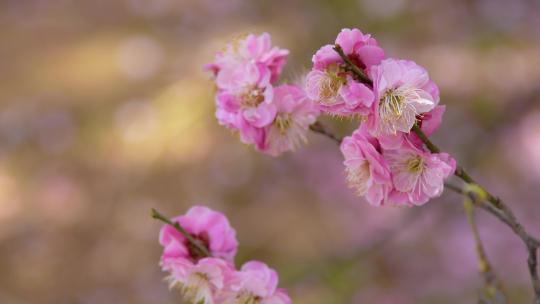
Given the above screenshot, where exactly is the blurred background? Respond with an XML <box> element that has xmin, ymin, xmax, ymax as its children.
<box><xmin>1</xmin><ymin>0</ymin><xmax>540</xmax><ymax>303</ymax></box>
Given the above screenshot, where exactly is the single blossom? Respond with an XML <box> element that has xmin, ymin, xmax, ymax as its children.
<box><xmin>215</xmin><ymin>82</ymin><xmax>276</xmax><ymax>129</ymax></box>
<box><xmin>159</xmin><ymin>206</ymin><xmax>238</xmax><ymax>266</ymax></box>
<box><xmin>368</xmin><ymin>59</ymin><xmax>439</xmax><ymax>136</ymax></box>
<box><xmin>207</xmin><ymin>33</ymin><xmax>292</xmax><ymax>150</ymax></box>
<box><xmin>261</xmin><ymin>84</ymin><xmax>319</xmax><ymax>156</ymax></box>
<box><xmin>166</xmin><ymin>257</ymin><xmax>233</xmax><ymax>304</ymax></box>
<box><xmin>224</xmin><ymin>261</ymin><xmax>291</xmax><ymax>304</ymax></box>
<box><xmin>340</xmin><ymin>125</ymin><xmax>393</xmax><ymax>206</ymax></box>
<box><xmin>306</xmin><ymin>28</ymin><xmax>384</xmax><ymax>116</ymax></box>
<box><xmin>384</xmin><ymin>143</ymin><xmax>455</xmax><ymax>206</ymax></box>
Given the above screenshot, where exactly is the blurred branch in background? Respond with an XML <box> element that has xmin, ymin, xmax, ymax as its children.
<box><xmin>462</xmin><ymin>186</ymin><xmax>506</xmax><ymax>303</ymax></box>
<box><xmin>446</xmin><ymin>184</ymin><xmax>540</xmax><ymax>304</ymax></box>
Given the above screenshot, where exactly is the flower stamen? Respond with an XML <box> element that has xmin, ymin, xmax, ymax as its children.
<box><xmin>240</xmin><ymin>87</ymin><xmax>265</xmax><ymax>108</ymax></box>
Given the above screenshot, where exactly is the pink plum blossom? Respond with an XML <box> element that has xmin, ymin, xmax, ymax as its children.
<box><xmin>215</xmin><ymin>83</ymin><xmax>276</xmax><ymax>129</ymax></box>
<box><xmin>207</xmin><ymin>33</ymin><xmax>296</xmax><ymax>151</ymax></box>
<box><xmin>223</xmin><ymin>261</ymin><xmax>291</xmax><ymax>304</ymax></box>
<box><xmin>212</xmin><ymin>57</ymin><xmax>276</xmax><ymax>131</ymax></box>
<box><xmin>376</xmin><ymin>105</ymin><xmax>447</xmax><ymax>150</ymax></box>
<box><xmin>367</xmin><ymin>58</ymin><xmax>439</xmax><ymax>136</ymax></box>
<box><xmin>165</xmin><ymin>257</ymin><xmax>234</xmax><ymax>304</ymax></box>
<box><xmin>207</xmin><ymin>33</ymin><xmax>289</xmax><ymax>84</ymax></box>
<box><xmin>159</xmin><ymin>206</ymin><xmax>238</xmax><ymax>265</ymax></box>
<box><xmin>305</xmin><ymin>71</ymin><xmax>374</xmax><ymax>116</ymax></box>
<box><xmin>384</xmin><ymin>143</ymin><xmax>455</xmax><ymax>206</ymax></box>
<box><xmin>306</xmin><ymin>28</ymin><xmax>384</xmax><ymax>116</ymax></box>
<box><xmin>340</xmin><ymin>125</ymin><xmax>393</xmax><ymax>206</ymax></box>
<box><xmin>260</xmin><ymin>84</ymin><xmax>320</xmax><ymax>156</ymax></box>
<box><xmin>312</xmin><ymin>28</ymin><xmax>385</xmax><ymax>72</ymax></box>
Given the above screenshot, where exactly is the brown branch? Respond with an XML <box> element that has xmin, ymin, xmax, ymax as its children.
<box><xmin>333</xmin><ymin>44</ymin><xmax>373</xmax><ymax>87</ymax></box>
<box><xmin>309</xmin><ymin>121</ymin><xmax>342</xmax><ymax>144</ymax></box>
<box><xmin>151</xmin><ymin>208</ymin><xmax>211</xmax><ymax>258</ymax></box>
<box><xmin>445</xmin><ymin>181</ymin><xmax>540</xmax><ymax>302</ymax></box>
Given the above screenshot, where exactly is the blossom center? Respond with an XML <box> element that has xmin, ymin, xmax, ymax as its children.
<box><xmin>379</xmin><ymin>89</ymin><xmax>405</xmax><ymax>120</ymax></box>
<box><xmin>406</xmin><ymin>155</ymin><xmax>425</xmax><ymax>174</ymax></box>
<box><xmin>235</xmin><ymin>291</ymin><xmax>262</xmax><ymax>304</ymax></box>
<box><xmin>319</xmin><ymin>65</ymin><xmax>345</xmax><ymax>103</ymax></box>
<box><xmin>240</xmin><ymin>87</ymin><xmax>265</xmax><ymax>108</ymax></box>
<box><xmin>375</xmin><ymin>86</ymin><xmax>423</xmax><ymax>135</ymax></box>
<box><xmin>181</xmin><ymin>272</ymin><xmax>212</xmax><ymax>303</ymax></box>
<box><xmin>346</xmin><ymin>161</ymin><xmax>371</xmax><ymax>195</ymax></box>
<box><xmin>274</xmin><ymin>114</ymin><xmax>292</xmax><ymax>134</ymax></box>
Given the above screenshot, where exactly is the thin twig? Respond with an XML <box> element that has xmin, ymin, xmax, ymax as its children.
<box><xmin>309</xmin><ymin>121</ymin><xmax>343</xmax><ymax>144</ymax></box>
<box><xmin>446</xmin><ymin>182</ymin><xmax>540</xmax><ymax>302</ymax></box>
<box><xmin>151</xmin><ymin>208</ymin><xmax>211</xmax><ymax>258</ymax></box>
<box><xmin>464</xmin><ymin>190</ymin><xmax>506</xmax><ymax>302</ymax></box>
<box><xmin>333</xmin><ymin>44</ymin><xmax>373</xmax><ymax>87</ymax></box>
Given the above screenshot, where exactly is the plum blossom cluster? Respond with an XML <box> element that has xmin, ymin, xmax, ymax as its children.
<box><xmin>207</xmin><ymin>29</ymin><xmax>456</xmax><ymax>206</ymax></box>
<box><xmin>159</xmin><ymin>205</ymin><xmax>290</xmax><ymax>304</ymax></box>
<box><xmin>206</xmin><ymin>33</ymin><xmax>320</xmax><ymax>156</ymax></box>
<box><xmin>306</xmin><ymin>29</ymin><xmax>455</xmax><ymax>206</ymax></box>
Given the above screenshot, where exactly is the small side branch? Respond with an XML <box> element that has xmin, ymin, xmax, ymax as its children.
<box><xmin>151</xmin><ymin>208</ymin><xmax>211</xmax><ymax>258</ymax></box>
<box><xmin>464</xmin><ymin>190</ymin><xmax>506</xmax><ymax>302</ymax></box>
<box><xmin>333</xmin><ymin>44</ymin><xmax>373</xmax><ymax>87</ymax></box>
<box><xmin>445</xmin><ymin>184</ymin><xmax>540</xmax><ymax>303</ymax></box>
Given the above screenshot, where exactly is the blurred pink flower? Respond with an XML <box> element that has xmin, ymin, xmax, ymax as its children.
<box><xmin>159</xmin><ymin>206</ymin><xmax>238</xmax><ymax>265</ymax></box>
<box><xmin>207</xmin><ymin>33</ymin><xmax>299</xmax><ymax>152</ymax></box>
<box><xmin>224</xmin><ymin>261</ymin><xmax>291</xmax><ymax>304</ymax></box>
<box><xmin>207</xmin><ymin>33</ymin><xmax>288</xmax><ymax>84</ymax></box>
<box><xmin>215</xmin><ymin>84</ymin><xmax>276</xmax><ymax>128</ymax></box>
<box><xmin>367</xmin><ymin>59</ymin><xmax>439</xmax><ymax>136</ymax></box>
<box><xmin>165</xmin><ymin>257</ymin><xmax>233</xmax><ymax>304</ymax></box>
<box><xmin>261</xmin><ymin>84</ymin><xmax>319</xmax><ymax>156</ymax></box>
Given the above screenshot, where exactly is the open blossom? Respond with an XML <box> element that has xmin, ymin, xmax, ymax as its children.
<box><xmin>260</xmin><ymin>85</ymin><xmax>320</xmax><ymax>156</ymax></box>
<box><xmin>368</xmin><ymin>58</ymin><xmax>439</xmax><ymax>136</ymax></box>
<box><xmin>207</xmin><ymin>33</ymin><xmax>289</xmax><ymax>137</ymax></box>
<box><xmin>213</xmin><ymin>57</ymin><xmax>277</xmax><ymax>131</ymax></box>
<box><xmin>207</xmin><ymin>33</ymin><xmax>322</xmax><ymax>156</ymax></box>
<box><xmin>159</xmin><ymin>206</ymin><xmax>238</xmax><ymax>266</ymax></box>
<box><xmin>306</xmin><ymin>28</ymin><xmax>384</xmax><ymax>116</ymax></box>
<box><xmin>166</xmin><ymin>257</ymin><xmax>233</xmax><ymax>304</ymax></box>
<box><xmin>215</xmin><ymin>82</ymin><xmax>276</xmax><ymax>129</ymax></box>
<box><xmin>224</xmin><ymin>261</ymin><xmax>291</xmax><ymax>304</ymax></box>
<box><xmin>340</xmin><ymin>125</ymin><xmax>393</xmax><ymax>206</ymax></box>
<box><xmin>384</xmin><ymin>143</ymin><xmax>456</xmax><ymax>206</ymax></box>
